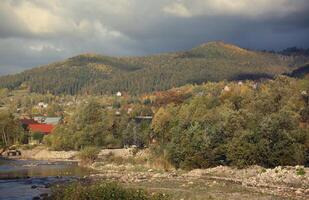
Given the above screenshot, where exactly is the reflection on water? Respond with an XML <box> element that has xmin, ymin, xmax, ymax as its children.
<box><xmin>0</xmin><ymin>159</ymin><xmax>91</xmax><ymax>179</ymax></box>
<box><xmin>0</xmin><ymin>159</ymin><xmax>93</xmax><ymax>200</ymax></box>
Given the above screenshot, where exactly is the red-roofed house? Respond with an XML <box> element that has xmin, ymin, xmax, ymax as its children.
<box><xmin>28</xmin><ymin>124</ymin><xmax>54</xmax><ymax>135</ymax></box>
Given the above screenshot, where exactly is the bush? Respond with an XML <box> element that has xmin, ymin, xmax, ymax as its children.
<box><xmin>32</xmin><ymin>132</ymin><xmax>44</xmax><ymax>143</ymax></box>
<box><xmin>48</xmin><ymin>181</ymin><xmax>170</xmax><ymax>200</ymax></box>
<box><xmin>296</xmin><ymin>167</ymin><xmax>306</xmax><ymax>176</ymax></box>
<box><xmin>78</xmin><ymin>146</ymin><xmax>100</xmax><ymax>164</ymax></box>
<box><xmin>226</xmin><ymin>130</ymin><xmax>258</xmax><ymax>168</ymax></box>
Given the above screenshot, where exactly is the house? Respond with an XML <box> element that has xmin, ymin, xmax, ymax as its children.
<box><xmin>33</xmin><ymin>116</ymin><xmax>62</xmax><ymax>125</ymax></box>
<box><xmin>134</xmin><ymin>116</ymin><xmax>153</xmax><ymax>123</ymax></box>
<box><xmin>28</xmin><ymin>124</ymin><xmax>54</xmax><ymax>135</ymax></box>
<box><xmin>44</xmin><ymin>117</ymin><xmax>62</xmax><ymax>125</ymax></box>
<box><xmin>223</xmin><ymin>86</ymin><xmax>231</xmax><ymax>92</ymax></box>
<box><xmin>20</xmin><ymin>117</ymin><xmax>57</xmax><ymax>144</ymax></box>
<box><xmin>38</xmin><ymin>102</ymin><xmax>48</xmax><ymax>108</ymax></box>
<box><xmin>116</xmin><ymin>91</ymin><xmax>122</xmax><ymax>97</ymax></box>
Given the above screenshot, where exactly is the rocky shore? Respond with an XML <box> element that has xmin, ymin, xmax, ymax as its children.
<box><xmin>87</xmin><ymin>163</ymin><xmax>309</xmax><ymax>199</ymax></box>
<box><xmin>88</xmin><ymin>148</ymin><xmax>309</xmax><ymax>200</ymax></box>
<box><xmin>6</xmin><ymin>146</ymin><xmax>308</xmax><ymax>199</ymax></box>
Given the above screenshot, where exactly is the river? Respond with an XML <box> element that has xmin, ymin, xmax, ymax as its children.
<box><xmin>0</xmin><ymin>159</ymin><xmax>92</xmax><ymax>200</ymax></box>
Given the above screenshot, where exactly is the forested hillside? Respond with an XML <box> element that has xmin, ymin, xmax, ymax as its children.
<box><xmin>0</xmin><ymin>42</ymin><xmax>308</xmax><ymax>95</ymax></box>
<box><xmin>43</xmin><ymin>76</ymin><xmax>309</xmax><ymax>168</ymax></box>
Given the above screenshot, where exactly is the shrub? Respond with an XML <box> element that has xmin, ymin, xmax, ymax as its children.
<box><xmin>296</xmin><ymin>167</ymin><xmax>306</xmax><ymax>176</ymax></box>
<box><xmin>32</xmin><ymin>132</ymin><xmax>44</xmax><ymax>143</ymax></box>
<box><xmin>48</xmin><ymin>181</ymin><xmax>170</xmax><ymax>200</ymax></box>
<box><xmin>226</xmin><ymin>130</ymin><xmax>258</xmax><ymax>168</ymax></box>
<box><xmin>78</xmin><ymin>146</ymin><xmax>100</xmax><ymax>164</ymax></box>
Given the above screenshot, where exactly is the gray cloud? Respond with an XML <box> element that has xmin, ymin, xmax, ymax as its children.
<box><xmin>0</xmin><ymin>0</ymin><xmax>309</xmax><ymax>75</ymax></box>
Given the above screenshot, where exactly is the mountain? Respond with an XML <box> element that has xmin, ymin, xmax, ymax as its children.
<box><xmin>279</xmin><ymin>47</ymin><xmax>309</xmax><ymax>56</ymax></box>
<box><xmin>287</xmin><ymin>64</ymin><xmax>309</xmax><ymax>78</ymax></box>
<box><xmin>0</xmin><ymin>41</ymin><xmax>308</xmax><ymax>95</ymax></box>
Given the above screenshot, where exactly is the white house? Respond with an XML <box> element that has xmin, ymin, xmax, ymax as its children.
<box><xmin>38</xmin><ymin>102</ymin><xmax>48</xmax><ymax>108</ymax></box>
<box><xmin>116</xmin><ymin>91</ymin><xmax>122</xmax><ymax>97</ymax></box>
<box><xmin>223</xmin><ymin>86</ymin><xmax>231</xmax><ymax>92</ymax></box>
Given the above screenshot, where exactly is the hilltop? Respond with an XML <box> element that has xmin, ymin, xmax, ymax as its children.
<box><xmin>0</xmin><ymin>41</ymin><xmax>308</xmax><ymax>95</ymax></box>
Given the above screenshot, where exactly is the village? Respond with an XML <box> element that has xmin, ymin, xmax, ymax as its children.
<box><xmin>0</xmin><ymin>88</ymin><xmax>159</xmax><ymax>154</ymax></box>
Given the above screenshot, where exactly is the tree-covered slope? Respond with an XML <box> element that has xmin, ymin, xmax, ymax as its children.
<box><xmin>0</xmin><ymin>41</ymin><xmax>308</xmax><ymax>95</ymax></box>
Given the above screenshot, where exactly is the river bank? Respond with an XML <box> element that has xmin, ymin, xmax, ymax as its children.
<box><xmin>4</xmin><ymin>146</ymin><xmax>309</xmax><ymax>200</ymax></box>
<box><xmin>87</xmin><ymin>163</ymin><xmax>309</xmax><ymax>200</ymax></box>
<box><xmin>0</xmin><ymin>159</ymin><xmax>92</xmax><ymax>200</ymax></box>
<box><xmin>89</xmin><ymin>147</ymin><xmax>309</xmax><ymax>199</ymax></box>
<box><xmin>18</xmin><ymin>146</ymin><xmax>79</xmax><ymax>161</ymax></box>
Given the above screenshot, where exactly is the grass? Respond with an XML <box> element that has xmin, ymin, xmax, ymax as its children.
<box><xmin>18</xmin><ymin>144</ymin><xmax>38</xmax><ymax>150</ymax></box>
<box><xmin>296</xmin><ymin>168</ymin><xmax>306</xmax><ymax>176</ymax></box>
<box><xmin>78</xmin><ymin>146</ymin><xmax>100</xmax><ymax>164</ymax></box>
<box><xmin>48</xmin><ymin>181</ymin><xmax>171</xmax><ymax>200</ymax></box>
<box><xmin>101</xmin><ymin>153</ymin><xmax>174</xmax><ymax>172</ymax></box>
<box><xmin>127</xmin><ymin>176</ymin><xmax>282</xmax><ymax>200</ymax></box>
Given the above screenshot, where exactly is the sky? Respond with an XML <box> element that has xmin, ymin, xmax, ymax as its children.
<box><xmin>0</xmin><ymin>0</ymin><xmax>309</xmax><ymax>75</ymax></box>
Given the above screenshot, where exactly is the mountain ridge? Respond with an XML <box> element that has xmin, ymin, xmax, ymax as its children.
<box><xmin>0</xmin><ymin>41</ymin><xmax>308</xmax><ymax>95</ymax></box>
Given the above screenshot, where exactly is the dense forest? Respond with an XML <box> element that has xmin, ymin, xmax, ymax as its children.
<box><xmin>1</xmin><ymin>42</ymin><xmax>308</xmax><ymax>95</ymax></box>
<box><xmin>39</xmin><ymin>76</ymin><xmax>308</xmax><ymax>169</ymax></box>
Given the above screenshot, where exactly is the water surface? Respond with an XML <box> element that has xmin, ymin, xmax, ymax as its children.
<box><xmin>0</xmin><ymin>159</ymin><xmax>92</xmax><ymax>200</ymax></box>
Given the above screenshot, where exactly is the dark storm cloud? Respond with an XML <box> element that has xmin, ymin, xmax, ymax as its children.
<box><xmin>0</xmin><ymin>0</ymin><xmax>309</xmax><ymax>75</ymax></box>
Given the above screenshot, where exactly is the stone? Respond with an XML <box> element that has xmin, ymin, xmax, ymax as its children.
<box><xmin>295</xmin><ymin>189</ymin><xmax>303</xmax><ymax>195</ymax></box>
<box><xmin>186</xmin><ymin>169</ymin><xmax>205</xmax><ymax>177</ymax></box>
<box><xmin>31</xmin><ymin>185</ymin><xmax>37</xmax><ymax>189</ymax></box>
<box><xmin>40</xmin><ymin>193</ymin><xmax>48</xmax><ymax>198</ymax></box>
<box><xmin>170</xmin><ymin>172</ymin><xmax>178</xmax><ymax>177</ymax></box>
<box><xmin>153</xmin><ymin>173</ymin><xmax>168</xmax><ymax>178</ymax></box>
